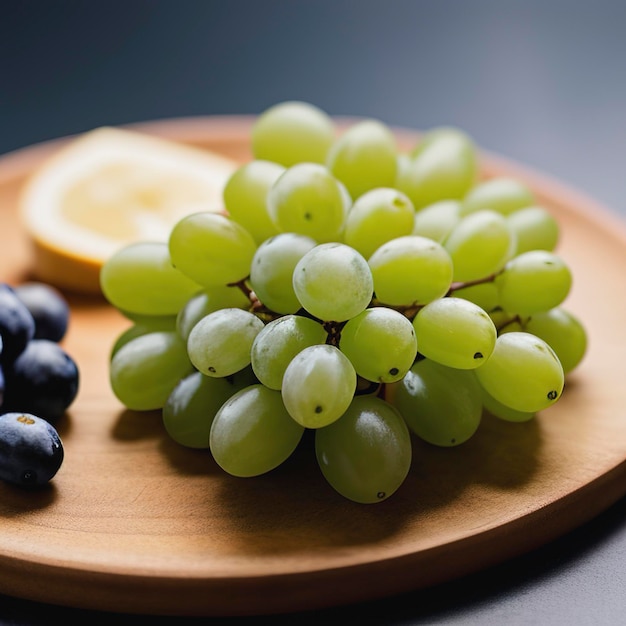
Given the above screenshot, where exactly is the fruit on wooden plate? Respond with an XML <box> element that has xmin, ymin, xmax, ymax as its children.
<box><xmin>19</xmin><ymin>126</ymin><xmax>238</xmax><ymax>294</ymax></box>
<box><xmin>100</xmin><ymin>101</ymin><xmax>588</xmax><ymax>504</ymax></box>
<box><xmin>0</xmin><ymin>281</ymin><xmax>78</xmax><ymax>424</ymax></box>
<box><xmin>0</xmin><ymin>281</ymin><xmax>77</xmax><ymax>488</ymax></box>
<box><xmin>0</xmin><ymin>412</ymin><xmax>64</xmax><ymax>488</ymax></box>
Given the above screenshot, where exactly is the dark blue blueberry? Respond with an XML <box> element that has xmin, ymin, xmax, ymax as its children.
<box><xmin>0</xmin><ymin>364</ymin><xmax>4</xmax><ymax>408</ymax></box>
<box><xmin>3</xmin><ymin>339</ymin><xmax>79</xmax><ymax>423</ymax></box>
<box><xmin>0</xmin><ymin>412</ymin><xmax>64</xmax><ymax>487</ymax></box>
<box><xmin>14</xmin><ymin>282</ymin><xmax>70</xmax><ymax>343</ymax></box>
<box><xmin>0</xmin><ymin>283</ymin><xmax>35</xmax><ymax>365</ymax></box>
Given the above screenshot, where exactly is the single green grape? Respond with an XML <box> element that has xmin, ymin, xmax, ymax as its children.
<box><xmin>506</xmin><ymin>205</ymin><xmax>559</xmax><ymax>255</ymax></box>
<box><xmin>480</xmin><ymin>386</ymin><xmax>535</xmax><ymax>423</ymax></box>
<box><xmin>209</xmin><ymin>384</ymin><xmax>304</xmax><ymax>477</ymax></box>
<box><xmin>176</xmin><ymin>286</ymin><xmax>250</xmax><ymax>342</ymax></box>
<box><xmin>117</xmin><ymin>309</ymin><xmax>178</xmax><ymax>325</ymax></box>
<box><xmin>326</xmin><ymin>119</ymin><xmax>398</xmax><ymax>200</ymax></box>
<box><xmin>163</xmin><ymin>371</ymin><xmax>249</xmax><ymax>448</ymax></box>
<box><xmin>396</xmin><ymin>127</ymin><xmax>478</xmax><ymax>210</ymax></box>
<box><xmin>368</xmin><ymin>235</ymin><xmax>453</xmax><ymax>306</ymax></box>
<box><xmin>110</xmin><ymin>316</ymin><xmax>177</xmax><ymax>360</ymax></box>
<box><xmin>389</xmin><ymin>359</ymin><xmax>483</xmax><ymax>446</ymax></box>
<box><xmin>315</xmin><ymin>395</ymin><xmax>412</xmax><ymax>504</ymax></box>
<box><xmin>443</xmin><ymin>209</ymin><xmax>515</xmax><ymax>282</ymax></box>
<box><xmin>266</xmin><ymin>163</ymin><xmax>347</xmax><ymax>242</ymax></box>
<box><xmin>100</xmin><ymin>241</ymin><xmax>201</xmax><ymax>316</ymax></box>
<box><xmin>460</xmin><ymin>176</ymin><xmax>535</xmax><ymax>216</ymax></box>
<box><xmin>495</xmin><ymin>250</ymin><xmax>572</xmax><ymax>315</ymax></box>
<box><xmin>343</xmin><ymin>187</ymin><xmax>415</xmax><ymax>259</ymax></box>
<box><xmin>524</xmin><ymin>307</ymin><xmax>587</xmax><ymax>374</ymax></box>
<box><xmin>451</xmin><ymin>282</ymin><xmax>499</xmax><ymax>312</ymax></box>
<box><xmin>395</xmin><ymin>153</ymin><xmax>412</xmax><ymax>187</ymax></box>
<box><xmin>223</xmin><ymin>160</ymin><xmax>284</xmax><ymax>244</ymax></box>
<box><xmin>251</xmin><ymin>100</ymin><xmax>335</xmax><ymax>166</ymax></box>
<box><xmin>250</xmin><ymin>315</ymin><xmax>327</xmax><ymax>389</ymax></box>
<box><xmin>168</xmin><ymin>212</ymin><xmax>257</xmax><ymax>288</ymax></box>
<box><xmin>249</xmin><ymin>232</ymin><xmax>317</xmax><ymax>314</ymax></box>
<box><xmin>475</xmin><ymin>331</ymin><xmax>564</xmax><ymax>413</ymax></box>
<box><xmin>292</xmin><ymin>242</ymin><xmax>373</xmax><ymax>322</ymax></box>
<box><xmin>412</xmin><ymin>199</ymin><xmax>461</xmax><ymax>243</ymax></box>
<box><xmin>187</xmin><ymin>308</ymin><xmax>264</xmax><ymax>377</ymax></box>
<box><xmin>281</xmin><ymin>344</ymin><xmax>357</xmax><ymax>428</ymax></box>
<box><xmin>110</xmin><ymin>331</ymin><xmax>194</xmax><ymax>411</ymax></box>
<box><xmin>413</xmin><ymin>297</ymin><xmax>497</xmax><ymax>369</ymax></box>
<box><xmin>339</xmin><ymin>307</ymin><xmax>417</xmax><ymax>383</ymax></box>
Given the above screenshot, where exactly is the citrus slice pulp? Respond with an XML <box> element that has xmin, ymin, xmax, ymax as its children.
<box><xmin>19</xmin><ymin>126</ymin><xmax>238</xmax><ymax>294</ymax></box>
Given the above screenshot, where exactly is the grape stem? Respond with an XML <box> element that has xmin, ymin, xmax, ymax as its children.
<box><xmin>228</xmin><ymin>270</ymin><xmax>509</xmax><ymax>341</ymax></box>
<box><xmin>495</xmin><ymin>313</ymin><xmax>525</xmax><ymax>333</ymax></box>
<box><xmin>323</xmin><ymin>320</ymin><xmax>346</xmax><ymax>347</ymax></box>
<box><xmin>446</xmin><ymin>271</ymin><xmax>500</xmax><ymax>295</ymax></box>
<box><xmin>228</xmin><ymin>278</ymin><xmax>278</xmax><ymax>322</ymax></box>
<box><xmin>375</xmin><ymin>271</ymin><xmax>502</xmax><ymax>322</ymax></box>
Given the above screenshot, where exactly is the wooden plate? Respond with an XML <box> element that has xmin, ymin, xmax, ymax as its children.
<box><xmin>1</xmin><ymin>117</ymin><xmax>625</xmax><ymax>617</ymax></box>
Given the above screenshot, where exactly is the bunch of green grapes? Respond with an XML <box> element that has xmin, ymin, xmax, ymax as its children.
<box><xmin>100</xmin><ymin>100</ymin><xmax>587</xmax><ymax>505</ymax></box>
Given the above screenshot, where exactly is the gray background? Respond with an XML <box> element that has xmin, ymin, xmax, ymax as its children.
<box><xmin>1</xmin><ymin>1</ymin><xmax>626</xmax><ymax>624</ymax></box>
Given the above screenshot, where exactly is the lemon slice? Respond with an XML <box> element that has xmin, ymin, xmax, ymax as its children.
<box><xmin>19</xmin><ymin>126</ymin><xmax>238</xmax><ymax>294</ymax></box>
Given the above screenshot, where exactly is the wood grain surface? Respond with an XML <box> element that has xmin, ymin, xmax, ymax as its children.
<box><xmin>0</xmin><ymin>117</ymin><xmax>625</xmax><ymax>617</ymax></box>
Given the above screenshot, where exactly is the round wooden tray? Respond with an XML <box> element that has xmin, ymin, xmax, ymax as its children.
<box><xmin>0</xmin><ymin>117</ymin><xmax>625</xmax><ymax>617</ymax></box>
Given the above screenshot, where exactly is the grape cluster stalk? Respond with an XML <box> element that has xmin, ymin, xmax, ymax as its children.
<box><xmin>101</xmin><ymin>101</ymin><xmax>587</xmax><ymax>504</ymax></box>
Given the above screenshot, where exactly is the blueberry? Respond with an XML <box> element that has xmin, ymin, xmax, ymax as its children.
<box><xmin>14</xmin><ymin>282</ymin><xmax>70</xmax><ymax>343</ymax></box>
<box><xmin>0</xmin><ymin>364</ymin><xmax>4</xmax><ymax>408</ymax></box>
<box><xmin>0</xmin><ymin>283</ymin><xmax>36</xmax><ymax>365</ymax></box>
<box><xmin>0</xmin><ymin>412</ymin><xmax>64</xmax><ymax>487</ymax></box>
<box><xmin>3</xmin><ymin>339</ymin><xmax>79</xmax><ymax>422</ymax></box>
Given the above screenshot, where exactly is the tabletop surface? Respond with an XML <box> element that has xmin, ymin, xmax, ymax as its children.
<box><xmin>1</xmin><ymin>2</ymin><xmax>626</xmax><ymax>624</ymax></box>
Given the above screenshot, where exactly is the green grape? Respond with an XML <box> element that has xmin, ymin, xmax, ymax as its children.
<box><xmin>168</xmin><ymin>212</ymin><xmax>257</xmax><ymax>288</ymax></box>
<box><xmin>395</xmin><ymin>153</ymin><xmax>412</xmax><ymax>187</ymax></box>
<box><xmin>475</xmin><ymin>331</ymin><xmax>564</xmax><ymax>413</ymax></box>
<box><xmin>281</xmin><ymin>344</ymin><xmax>357</xmax><ymax>428</ymax></box>
<box><xmin>451</xmin><ymin>282</ymin><xmax>499</xmax><ymax>312</ymax></box>
<box><xmin>443</xmin><ymin>209</ymin><xmax>515</xmax><ymax>282</ymax></box>
<box><xmin>315</xmin><ymin>395</ymin><xmax>411</xmax><ymax>504</ymax></box>
<box><xmin>495</xmin><ymin>250</ymin><xmax>572</xmax><ymax>315</ymax></box>
<box><xmin>524</xmin><ymin>307</ymin><xmax>587</xmax><ymax>374</ymax></box>
<box><xmin>481</xmin><ymin>386</ymin><xmax>535</xmax><ymax>423</ymax></box>
<box><xmin>326</xmin><ymin>119</ymin><xmax>398</xmax><ymax>200</ymax></box>
<box><xmin>223</xmin><ymin>160</ymin><xmax>284</xmax><ymax>244</ymax></box>
<box><xmin>506</xmin><ymin>205</ymin><xmax>559</xmax><ymax>255</ymax></box>
<box><xmin>187</xmin><ymin>308</ymin><xmax>264</xmax><ymax>377</ymax></box>
<box><xmin>292</xmin><ymin>243</ymin><xmax>373</xmax><ymax>322</ymax></box>
<box><xmin>267</xmin><ymin>163</ymin><xmax>347</xmax><ymax>242</ymax></box>
<box><xmin>343</xmin><ymin>187</ymin><xmax>415</xmax><ymax>259</ymax></box>
<box><xmin>176</xmin><ymin>286</ymin><xmax>250</xmax><ymax>342</ymax></box>
<box><xmin>413</xmin><ymin>297</ymin><xmax>497</xmax><ymax>369</ymax></box>
<box><xmin>110</xmin><ymin>316</ymin><xmax>176</xmax><ymax>360</ymax></box>
<box><xmin>110</xmin><ymin>331</ymin><xmax>194</xmax><ymax>411</ymax></box>
<box><xmin>389</xmin><ymin>359</ymin><xmax>482</xmax><ymax>446</ymax></box>
<box><xmin>210</xmin><ymin>384</ymin><xmax>304</xmax><ymax>477</ymax></box>
<box><xmin>249</xmin><ymin>232</ymin><xmax>317</xmax><ymax>314</ymax></box>
<box><xmin>368</xmin><ymin>235</ymin><xmax>453</xmax><ymax>306</ymax></box>
<box><xmin>412</xmin><ymin>199</ymin><xmax>461</xmax><ymax>243</ymax></box>
<box><xmin>163</xmin><ymin>371</ymin><xmax>249</xmax><ymax>448</ymax></box>
<box><xmin>339</xmin><ymin>307</ymin><xmax>417</xmax><ymax>383</ymax></box>
<box><xmin>396</xmin><ymin>127</ymin><xmax>477</xmax><ymax>210</ymax></box>
<box><xmin>250</xmin><ymin>315</ymin><xmax>327</xmax><ymax>389</ymax></box>
<box><xmin>251</xmin><ymin>100</ymin><xmax>335</xmax><ymax>166</ymax></box>
<box><xmin>460</xmin><ymin>176</ymin><xmax>534</xmax><ymax>216</ymax></box>
<box><xmin>100</xmin><ymin>241</ymin><xmax>201</xmax><ymax>316</ymax></box>
<box><xmin>117</xmin><ymin>309</ymin><xmax>178</xmax><ymax>325</ymax></box>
